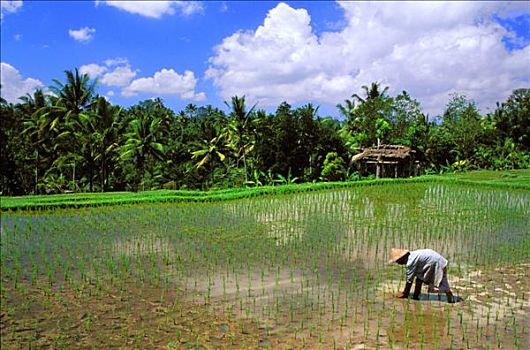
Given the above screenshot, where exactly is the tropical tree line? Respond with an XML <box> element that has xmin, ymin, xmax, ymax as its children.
<box><xmin>1</xmin><ymin>69</ymin><xmax>528</xmax><ymax>195</ymax></box>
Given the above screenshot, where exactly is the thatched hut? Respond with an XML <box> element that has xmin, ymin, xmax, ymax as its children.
<box><xmin>351</xmin><ymin>145</ymin><xmax>419</xmax><ymax>178</ymax></box>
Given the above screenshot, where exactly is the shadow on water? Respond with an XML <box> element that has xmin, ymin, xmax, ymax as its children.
<box><xmin>416</xmin><ymin>293</ymin><xmax>463</xmax><ymax>303</ymax></box>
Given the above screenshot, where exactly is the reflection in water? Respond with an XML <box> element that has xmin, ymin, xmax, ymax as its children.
<box><xmin>1</xmin><ymin>183</ymin><xmax>528</xmax><ymax>349</ymax></box>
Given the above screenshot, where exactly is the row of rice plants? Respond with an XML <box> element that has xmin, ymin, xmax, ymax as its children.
<box><xmin>1</xmin><ymin>182</ymin><xmax>528</xmax><ymax>348</ymax></box>
<box><xmin>4</xmin><ymin>175</ymin><xmax>528</xmax><ymax>212</ymax></box>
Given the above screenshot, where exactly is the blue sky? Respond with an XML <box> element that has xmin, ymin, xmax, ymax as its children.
<box><xmin>1</xmin><ymin>1</ymin><xmax>529</xmax><ymax>118</ymax></box>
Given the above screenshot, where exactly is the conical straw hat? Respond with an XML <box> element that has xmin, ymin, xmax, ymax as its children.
<box><xmin>388</xmin><ymin>248</ymin><xmax>410</xmax><ymax>264</ymax></box>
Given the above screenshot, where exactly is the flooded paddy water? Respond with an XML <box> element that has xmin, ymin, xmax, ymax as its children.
<box><xmin>1</xmin><ymin>183</ymin><xmax>529</xmax><ymax>349</ymax></box>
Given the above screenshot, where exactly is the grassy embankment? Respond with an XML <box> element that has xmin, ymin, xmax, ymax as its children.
<box><xmin>1</xmin><ymin>169</ymin><xmax>528</xmax><ymax>211</ymax></box>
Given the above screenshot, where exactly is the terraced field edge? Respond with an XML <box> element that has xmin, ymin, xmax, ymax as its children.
<box><xmin>1</xmin><ymin>174</ymin><xmax>528</xmax><ymax>211</ymax></box>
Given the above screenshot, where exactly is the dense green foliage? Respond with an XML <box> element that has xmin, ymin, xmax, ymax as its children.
<box><xmin>1</xmin><ymin>70</ymin><xmax>529</xmax><ymax>195</ymax></box>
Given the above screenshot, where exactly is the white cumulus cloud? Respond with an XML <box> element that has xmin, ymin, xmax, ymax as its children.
<box><xmin>101</xmin><ymin>65</ymin><xmax>137</xmax><ymax>87</ymax></box>
<box><xmin>0</xmin><ymin>62</ymin><xmax>44</xmax><ymax>103</ymax></box>
<box><xmin>99</xmin><ymin>1</ymin><xmax>203</xmax><ymax>19</ymax></box>
<box><xmin>175</xmin><ymin>1</ymin><xmax>204</xmax><ymax>16</ymax></box>
<box><xmin>206</xmin><ymin>2</ymin><xmax>530</xmax><ymax>116</ymax></box>
<box><xmin>123</xmin><ymin>68</ymin><xmax>206</xmax><ymax>101</ymax></box>
<box><xmin>1</xmin><ymin>0</ymin><xmax>22</xmax><ymax>20</ymax></box>
<box><xmin>68</xmin><ymin>27</ymin><xmax>96</xmax><ymax>42</ymax></box>
<box><xmin>79</xmin><ymin>59</ymin><xmax>136</xmax><ymax>87</ymax></box>
<box><xmin>79</xmin><ymin>63</ymin><xmax>107</xmax><ymax>77</ymax></box>
<box><xmin>80</xmin><ymin>58</ymin><xmax>205</xmax><ymax>100</ymax></box>
<box><xmin>104</xmin><ymin>57</ymin><xmax>128</xmax><ymax>67</ymax></box>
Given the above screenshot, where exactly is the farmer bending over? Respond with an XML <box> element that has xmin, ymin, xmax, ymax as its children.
<box><xmin>389</xmin><ymin>248</ymin><xmax>455</xmax><ymax>303</ymax></box>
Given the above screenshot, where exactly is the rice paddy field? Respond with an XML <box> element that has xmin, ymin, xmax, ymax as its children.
<box><xmin>1</xmin><ymin>174</ymin><xmax>529</xmax><ymax>349</ymax></box>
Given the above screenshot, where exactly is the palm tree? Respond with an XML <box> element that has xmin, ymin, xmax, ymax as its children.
<box><xmin>191</xmin><ymin>123</ymin><xmax>229</xmax><ymax>189</ymax></box>
<box><xmin>224</xmin><ymin>95</ymin><xmax>257</xmax><ymax>181</ymax></box>
<box><xmin>191</xmin><ymin>133</ymin><xmax>227</xmax><ymax>170</ymax></box>
<box><xmin>22</xmin><ymin>69</ymin><xmax>99</xmax><ymax>192</ymax></box>
<box><xmin>22</xmin><ymin>102</ymin><xmax>72</xmax><ymax>193</ymax></box>
<box><xmin>120</xmin><ymin>110</ymin><xmax>165</xmax><ymax>190</ymax></box>
<box><xmin>337</xmin><ymin>96</ymin><xmax>363</xmax><ymax>155</ymax></box>
<box><xmin>357</xmin><ymin>81</ymin><xmax>389</xmax><ymax>102</ymax></box>
<box><xmin>87</xmin><ymin>96</ymin><xmax>124</xmax><ymax>191</ymax></box>
<box><xmin>343</xmin><ymin>82</ymin><xmax>393</xmax><ymax>148</ymax></box>
<box><xmin>50</xmin><ymin>68</ymin><xmax>97</xmax><ymax>115</ymax></box>
<box><xmin>297</xmin><ymin>103</ymin><xmax>320</xmax><ymax>178</ymax></box>
<box><xmin>185</xmin><ymin>103</ymin><xmax>198</xmax><ymax>119</ymax></box>
<box><xmin>17</xmin><ymin>89</ymin><xmax>47</xmax><ymax>115</ymax></box>
<box><xmin>337</xmin><ymin>97</ymin><xmax>356</xmax><ymax>122</ymax></box>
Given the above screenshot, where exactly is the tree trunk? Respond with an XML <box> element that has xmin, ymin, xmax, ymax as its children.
<box><xmin>72</xmin><ymin>161</ymin><xmax>76</xmax><ymax>192</ymax></box>
<box><xmin>137</xmin><ymin>153</ymin><xmax>145</xmax><ymax>191</ymax></box>
<box><xmin>89</xmin><ymin>170</ymin><xmax>93</xmax><ymax>192</ymax></box>
<box><xmin>309</xmin><ymin>154</ymin><xmax>312</xmax><ymax>179</ymax></box>
<box><xmin>243</xmin><ymin>153</ymin><xmax>248</xmax><ymax>182</ymax></box>
<box><xmin>101</xmin><ymin>156</ymin><xmax>107</xmax><ymax>192</ymax></box>
<box><xmin>35</xmin><ymin>150</ymin><xmax>39</xmax><ymax>194</ymax></box>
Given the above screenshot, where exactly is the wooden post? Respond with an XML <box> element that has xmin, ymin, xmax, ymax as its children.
<box><xmin>394</xmin><ymin>164</ymin><xmax>398</xmax><ymax>178</ymax></box>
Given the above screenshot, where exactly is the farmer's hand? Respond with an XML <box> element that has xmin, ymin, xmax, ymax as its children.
<box><xmin>396</xmin><ymin>291</ymin><xmax>408</xmax><ymax>299</ymax></box>
<box><xmin>396</xmin><ymin>282</ymin><xmax>413</xmax><ymax>299</ymax></box>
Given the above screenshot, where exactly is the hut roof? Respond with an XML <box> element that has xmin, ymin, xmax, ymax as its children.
<box><xmin>351</xmin><ymin>145</ymin><xmax>415</xmax><ymax>162</ymax></box>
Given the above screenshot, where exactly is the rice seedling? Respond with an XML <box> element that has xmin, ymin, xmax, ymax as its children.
<box><xmin>1</xmin><ymin>181</ymin><xmax>528</xmax><ymax>348</ymax></box>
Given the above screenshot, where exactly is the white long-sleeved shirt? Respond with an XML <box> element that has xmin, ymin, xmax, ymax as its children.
<box><xmin>406</xmin><ymin>249</ymin><xmax>448</xmax><ymax>287</ymax></box>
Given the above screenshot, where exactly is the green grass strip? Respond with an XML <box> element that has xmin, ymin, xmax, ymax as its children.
<box><xmin>2</xmin><ymin>171</ymin><xmax>529</xmax><ymax>212</ymax></box>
